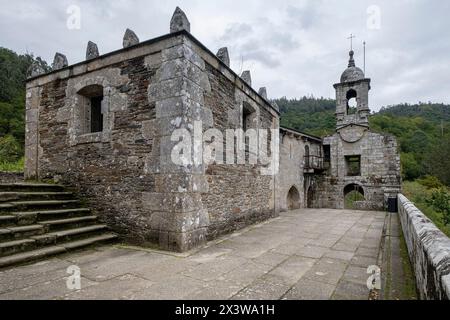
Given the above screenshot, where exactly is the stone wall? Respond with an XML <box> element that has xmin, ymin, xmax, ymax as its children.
<box><xmin>318</xmin><ymin>129</ymin><xmax>401</xmax><ymax>210</ymax></box>
<box><xmin>277</xmin><ymin>130</ymin><xmax>322</xmax><ymax>211</ymax></box>
<box><xmin>0</xmin><ymin>172</ymin><xmax>24</xmax><ymax>183</ymax></box>
<box><xmin>25</xmin><ymin>31</ymin><xmax>279</xmax><ymax>252</ymax></box>
<box><xmin>398</xmin><ymin>194</ymin><xmax>450</xmax><ymax>300</ymax></box>
<box><xmin>195</xmin><ymin>44</ymin><xmax>279</xmax><ymax>240</ymax></box>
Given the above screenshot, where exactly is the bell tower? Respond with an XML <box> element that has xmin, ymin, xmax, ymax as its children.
<box><xmin>333</xmin><ymin>50</ymin><xmax>371</xmax><ymax>130</ymax></box>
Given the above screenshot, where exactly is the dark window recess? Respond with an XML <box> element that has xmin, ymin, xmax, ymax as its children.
<box><xmin>90</xmin><ymin>96</ymin><xmax>103</xmax><ymax>133</ymax></box>
<box><xmin>323</xmin><ymin>145</ymin><xmax>331</xmax><ymax>163</ymax></box>
<box><xmin>345</xmin><ymin>155</ymin><xmax>361</xmax><ymax>176</ymax></box>
<box><xmin>304</xmin><ymin>145</ymin><xmax>310</xmax><ymax>168</ymax></box>
<box><xmin>243</xmin><ymin>108</ymin><xmax>252</xmax><ymax>132</ymax></box>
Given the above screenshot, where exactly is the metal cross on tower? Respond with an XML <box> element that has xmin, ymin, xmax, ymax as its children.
<box><xmin>347</xmin><ymin>33</ymin><xmax>356</xmax><ymax>50</ymax></box>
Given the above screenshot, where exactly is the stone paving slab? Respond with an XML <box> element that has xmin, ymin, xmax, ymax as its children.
<box><xmin>0</xmin><ymin>208</ymin><xmax>389</xmax><ymax>300</ymax></box>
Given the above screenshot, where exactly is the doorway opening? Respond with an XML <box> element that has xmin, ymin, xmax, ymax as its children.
<box><xmin>344</xmin><ymin>184</ymin><xmax>365</xmax><ymax>209</ymax></box>
<box><xmin>287</xmin><ymin>186</ymin><xmax>300</xmax><ymax>210</ymax></box>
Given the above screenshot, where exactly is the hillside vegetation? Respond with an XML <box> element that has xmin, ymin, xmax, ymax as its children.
<box><xmin>0</xmin><ymin>47</ymin><xmax>50</xmax><ymax>171</ymax></box>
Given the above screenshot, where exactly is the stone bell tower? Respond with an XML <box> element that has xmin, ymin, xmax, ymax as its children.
<box><xmin>333</xmin><ymin>50</ymin><xmax>371</xmax><ymax>130</ymax></box>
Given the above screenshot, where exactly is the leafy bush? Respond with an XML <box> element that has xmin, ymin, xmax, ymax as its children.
<box><xmin>417</xmin><ymin>175</ymin><xmax>444</xmax><ymax>189</ymax></box>
<box><xmin>0</xmin><ymin>156</ymin><xmax>24</xmax><ymax>172</ymax></box>
<box><xmin>403</xmin><ymin>181</ymin><xmax>450</xmax><ymax>236</ymax></box>
<box><xmin>0</xmin><ymin>134</ymin><xmax>22</xmax><ymax>162</ymax></box>
<box><xmin>427</xmin><ymin>188</ymin><xmax>450</xmax><ymax>226</ymax></box>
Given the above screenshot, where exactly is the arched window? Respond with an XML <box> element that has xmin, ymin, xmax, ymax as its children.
<box><xmin>346</xmin><ymin>89</ymin><xmax>357</xmax><ymax>115</ymax></box>
<box><xmin>77</xmin><ymin>84</ymin><xmax>104</xmax><ymax>134</ymax></box>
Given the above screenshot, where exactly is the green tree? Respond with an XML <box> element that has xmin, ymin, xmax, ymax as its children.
<box><xmin>427</xmin><ymin>188</ymin><xmax>450</xmax><ymax>226</ymax></box>
<box><xmin>425</xmin><ymin>135</ymin><xmax>450</xmax><ymax>186</ymax></box>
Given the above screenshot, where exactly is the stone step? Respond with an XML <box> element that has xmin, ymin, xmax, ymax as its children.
<box><xmin>0</xmin><ymin>182</ymin><xmax>118</xmax><ymax>267</ymax></box>
<box><xmin>0</xmin><ymin>224</ymin><xmax>45</xmax><ymax>242</ymax></box>
<box><xmin>0</xmin><ymin>233</ymin><xmax>118</xmax><ymax>268</ymax></box>
<box><xmin>0</xmin><ymin>183</ymin><xmax>65</xmax><ymax>193</ymax></box>
<box><xmin>0</xmin><ymin>215</ymin><xmax>17</xmax><ymax>228</ymax></box>
<box><xmin>31</xmin><ymin>224</ymin><xmax>109</xmax><ymax>245</ymax></box>
<box><xmin>12</xmin><ymin>208</ymin><xmax>92</xmax><ymax>225</ymax></box>
<box><xmin>0</xmin><ymin>200</ymin><xmax>80</xmax><ymax>213</ymax></box>
<box><xmin>0</xmin><ymin>239</ymin><xmax>36</xmax><ymax>256</ymax></box>
<box><xmin>0</xmin><ymin>192</ymin><xmax>74</xmax><ymax>203</ymax></box>
<box><xmin>39</xmin><ymin>216</ymin><xmax>98</xmax><ymax>231</ymax></box>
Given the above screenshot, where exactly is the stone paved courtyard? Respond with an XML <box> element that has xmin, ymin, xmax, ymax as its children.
<box><xmin>0</xmin><ymin>209</ymin><xmax>387</xmax><ymax>300</ymax></box>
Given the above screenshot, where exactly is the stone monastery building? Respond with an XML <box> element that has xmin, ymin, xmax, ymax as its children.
<box><xmin>24</xmin><ymin>7</ymin><xmax>401</xmax><ymax>252</ymax></box>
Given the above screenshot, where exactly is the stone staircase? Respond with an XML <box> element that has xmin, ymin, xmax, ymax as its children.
<box><xmin>0</xmin><ymin>182</ymin><xmax>117</xmax><ymax>268</ymax></box>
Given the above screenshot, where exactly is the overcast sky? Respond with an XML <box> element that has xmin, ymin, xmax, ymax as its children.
<box><xmin>1</xmin><ymin>0</ymin><xmax>449</xmax><ymax>110</ymax></box>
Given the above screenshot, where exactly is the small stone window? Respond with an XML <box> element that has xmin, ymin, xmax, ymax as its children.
<box><xmin>323</xmin><ymin>145</ymin><xmax>331</xmax><ymax>163</ymax></box>
<box><xmin>77</xmin><ymin>85</ymin><xmax>104</xmax><ymax>134</ymax></box>
<box><xmin>345</xmin><ymin>155</ymin><xmax>361</xmax><ymax>176</ymax></box>
<box><xmin>242</xmin><ymin>102</ymin><xmax>256</xmax><ymax>131</ymax></box>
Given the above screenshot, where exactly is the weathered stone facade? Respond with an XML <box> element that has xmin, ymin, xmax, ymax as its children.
<box><xmin>277</xmin><ymin>128</ymin><xmax>322</xmax><ymax>211</ymax></box>
<box><xmin>25</xmin><ymin>11</ymin><xmax>279</xmax><ymax>251</ymax></box>
<box><xmin>24</xmin><ymin>8</ymin><xmax>400</xmax><ymax>252</ymax></box>
<box><xmin>312</xmin><ymin>51</ymin><xmax>401</xmax><ymax>210</ymax></box>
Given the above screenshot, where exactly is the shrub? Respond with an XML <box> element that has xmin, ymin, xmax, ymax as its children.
<box><xmin>417</xmin><ymin>175</ymin><xmax>444</xmax><ymax>189</ymax></box>
<box><xmin>0</xmin><ymin>135</ymin><xmax>22</xmax><ymax>162</ymax></box>
<box><xmin>427</xmin><ymin>188</ymin><xmax>450</xmax><ymax>226</ymax></box>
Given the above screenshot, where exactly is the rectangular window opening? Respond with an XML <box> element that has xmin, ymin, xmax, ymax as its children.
<box><xmin>345</xmin><ymin>155</ymin><xmax>361</xmax><ymax>176</ymax></box>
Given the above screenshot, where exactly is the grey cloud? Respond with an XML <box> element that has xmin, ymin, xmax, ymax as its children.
<box><xmin>1</xmin><ymin>0</ymin><xmax>449</xmax><ymax>109</ymax></box>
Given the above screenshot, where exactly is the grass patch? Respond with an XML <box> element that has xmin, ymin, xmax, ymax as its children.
<box><xmin>0</xmin><ymin>156</ymin><xmax>24</xmax><ymax>172</ymax></box>
<box><xmin>344</xmin><ymin>190</ymin><xmax>365</xmax><ymax>209</ymax></box>
<box><xmin>398</xmin><ymin>223</ymin><xmax>418</xmax><ymax>299</ymax></box>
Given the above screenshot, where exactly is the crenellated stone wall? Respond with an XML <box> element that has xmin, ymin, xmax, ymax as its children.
<box><xmin>25</xmin><ymin>30</ymin><xmax>279</xmax><ymax>252</ymax></box>
<box><xmin>398</xmin><ymin>194</ymin><xmax>450</xmax><ymax>300</ymax></box>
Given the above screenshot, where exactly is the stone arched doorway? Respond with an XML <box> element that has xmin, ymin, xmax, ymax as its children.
<box><xmin>287</xmin><ymin>186</ymin><xmax>300</xmax><ymax>210</ymax></box>
<box><xmin>344</xmin><ymin>183</ymin><xmax>365</xmax><ymax>209</ymax></box>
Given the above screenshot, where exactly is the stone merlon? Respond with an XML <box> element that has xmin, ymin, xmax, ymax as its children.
<box><xmin>241</xmin><ymin>70</ymin><xmax>252</xmax><ymax>87</ymax></box>
<box><xmin>216</xmin><ymin>47</ymin><xmax>230</xmax><ymax>67</ymax></box>
<box><xmin>86</xmin><ymin>41</ymin><xmax>99</xmax><ymax>60</ymax></box>
<box><xmin>52</xmin><ymin>53</ymin><xmax>68</xmax><ymax>71</ymax></box>
<box><xmin>123</xmin><ymin>28</ymin><xmax>140</xmax><ymax>48</ymax></box>
<box><xmin>258</xmin><ymin>87</ymin><xmax>267</xmax><ymax>99</ymax></box>
<box><xmin>170</xmin><ymin>7</ymin><xmax>190</xmax><ymax>33</ymax></box>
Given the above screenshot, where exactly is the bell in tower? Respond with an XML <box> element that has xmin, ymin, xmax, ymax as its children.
<box><xmin>333</xmin><ymin>50</ymin><xmax>371</xmax><ymax>130</ymax></box>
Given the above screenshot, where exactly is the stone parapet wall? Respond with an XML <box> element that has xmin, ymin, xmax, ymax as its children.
<box><xmin>398</xmin><ymin>194</ymin><xmax>450</xmax><ymax>300</ymax></box>
<box><xmin>0</xmin><ymin>172</ymin><xmax>24</xmax><ymax>183</ymax></box>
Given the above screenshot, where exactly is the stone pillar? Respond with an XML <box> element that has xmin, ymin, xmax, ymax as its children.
<box><xmin>24</xmin><ymin>85</ymin><xmax>41</xmax><ymax>180</ymax></box>
<box><xmin>145</xmin><ymin>36</ymin><xmax>212</xmax><ymax>251</ymax></box>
